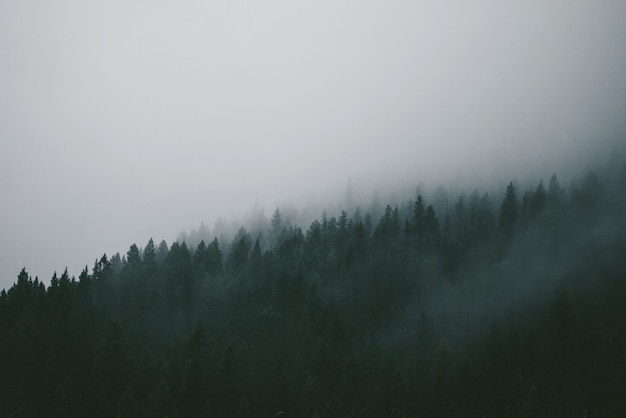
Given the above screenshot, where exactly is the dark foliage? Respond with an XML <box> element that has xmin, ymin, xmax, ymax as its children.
<box><xmin>2</xmin><ymin>160</ymin><xmax>626</xmax><ymax>417</ymax></box>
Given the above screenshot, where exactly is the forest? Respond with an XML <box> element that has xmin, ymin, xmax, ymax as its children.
<box><xmin>1</xmin><ymin>154</ymin><xmax>625</xmax><ymax>417</ymax></box>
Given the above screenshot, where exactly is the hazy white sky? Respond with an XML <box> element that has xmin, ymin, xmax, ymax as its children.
<box><xmin>1</xmin><ymin>0</ymin><xmax>625</xmax><ymax>287</ymax></box>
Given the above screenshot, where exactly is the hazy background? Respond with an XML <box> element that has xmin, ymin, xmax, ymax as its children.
<box><xmin>1</xmin><ymin>0</ymin><xmax>625</xmax><ymax>288</ymax></box>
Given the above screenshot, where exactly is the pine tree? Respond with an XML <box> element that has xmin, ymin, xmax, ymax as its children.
<box><xmin>499</xmin><ymin>182</ymin><xmax>518</xmax><ymax>236</ymax></box>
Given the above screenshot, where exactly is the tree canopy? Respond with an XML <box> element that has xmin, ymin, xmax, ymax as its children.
<box><xmin>1</xmin><ymin>160</ymin><xmax>625</xmax><ymax>417</ymax></box>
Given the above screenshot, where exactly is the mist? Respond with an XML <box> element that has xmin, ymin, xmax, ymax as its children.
<box><xmin>1</xmin><ymin>0</ymin><xmax>626</xmax><ymax>288</ymax></box>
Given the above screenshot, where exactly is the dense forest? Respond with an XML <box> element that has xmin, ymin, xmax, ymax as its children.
<box><xmin>2</xmin><ymin>155</ymin><xmax>626</xmax><ymax>417</ymax></box>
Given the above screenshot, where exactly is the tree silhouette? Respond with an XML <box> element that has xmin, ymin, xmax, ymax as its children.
<box><xmin>0</xmin><ymin>159</ymin><xmax>624</xmax><ymax>416</ymax></box>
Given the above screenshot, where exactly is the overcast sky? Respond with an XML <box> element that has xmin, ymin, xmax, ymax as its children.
<box><xmin>1</xmin><ymin>0</ymin><xmax>625</xmax><ymax>288</ymax></box>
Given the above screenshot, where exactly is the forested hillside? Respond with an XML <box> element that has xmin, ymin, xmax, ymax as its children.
<box><xmin>2</xmin><ymin>157</ymin><xmax>626</xmax><ymax>417</ymax></box>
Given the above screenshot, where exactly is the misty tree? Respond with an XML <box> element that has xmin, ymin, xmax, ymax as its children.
<box><xmin>269</xmin><ymin>208</ymin><xmax>284</xmax><ymax>248</ymax></box>
<box><xmin>126</xmin><ymin>244</ymin><xmax>141</xmax><ymax>268</ymax></box>
<box><xmin>548</xmin><ymin>173</ymin><xmax>563</xmax><ymax>203</ymax></box>
<box><xmin>206</xmin><ymin>237</ymin><xmax>223</xmax><ymax>274</ymax></box>
<box><xmin>193</xmin><ymin>240</ymin><xmax>209</xmax><ymax>272</ymax></box>
<box><xmin>77</xmin><ymin>266</ymin><xmax>91</xmax><ymax>288</ymax></box>
<box><xmin>414</xmin><ymin>194</ymin><xmax>426</xmax><ymax>239</ymax></box>
<box><xmin>143</xmin><ymin>238</ymin><xmax>157</xmax><ymax>275</ymax></box>
<box><xmin>374</xmin><ymin>205</ymin><xmax>400</xmax><ymax>240</ymax></box>
<box><xmin>1</xmin><ymin>157</ymin><xmax>625</xmax><ymax>417</ymax></box>
<box><xmin>198</xmin><ymin>222</ymin><xmax>211</xmax><ymax>246</ymax></box>
<box><xmin>498</xmin><ymin>181</ymin><xmax>518</xmax><ymax>236</ymax></box>
<box><xmin>532</xmin><ymin>180</ymin><xmax>547</xmax><ymax>216</ymax></box>
<box><xmin>424</xmin><ymin>204</ymin><xmax>441</xmax><ymax>248</ymax></box>
<box><xmin>156</xmin><ymin>239</ymin><xmax>169</xmax><ymax>264</ymax></box>
<box><xmin>163</xmin><ymin>241</ymin><xmax>194</xmax><ymax>311</ymax></box>
<box><xmin>453</xmin><ymin>194</ymin><xmax>469</xmax><ymax>244</ymax></box>
<box><xmin>521</xmin><ymin>179</ymin><xmax>548</xmax><ymax>224</ymax></box>
<box><xmin>249</xmin><ymin>237</ymin><xmax>262</xmax><ymax>267</ymax></box>
<box><xmin>571</xmin><ymin>170</ymin><xmax>605</xmax><ymax>213</ymax></box>
<box><xmin>228</xmin><ymin>227</ymin><xmax>252</xmax><ymax>271</ymax></box>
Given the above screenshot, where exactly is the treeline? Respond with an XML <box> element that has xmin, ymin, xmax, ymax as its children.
<box><xmin>1</xmin><ymin>160</ymin><xmax>626</xmax><ymax>417</ymax></box>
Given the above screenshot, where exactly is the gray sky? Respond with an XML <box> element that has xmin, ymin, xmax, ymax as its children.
<box><xmin>1</xmin><ymin>0</ymin><xmax>625</xmax><ymax>288</ymax></box>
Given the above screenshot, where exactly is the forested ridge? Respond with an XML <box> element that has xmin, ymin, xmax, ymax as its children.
<box><xmin>2</xmin><ymin>157</ymin><xmax>626</xmax><ymax>417</ymax></box>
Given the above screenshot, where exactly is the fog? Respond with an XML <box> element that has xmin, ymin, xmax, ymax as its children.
<box><xmin>1</xmin><ymin>0</ymin><xmax>625</xmax><ymax>288</ymax></box>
